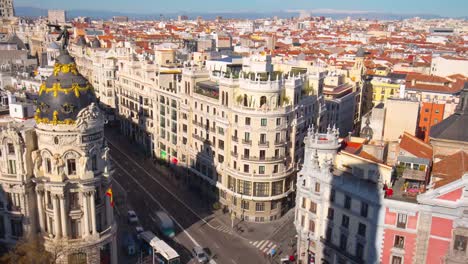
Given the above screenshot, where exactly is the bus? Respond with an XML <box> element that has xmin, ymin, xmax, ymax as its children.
<box><xmin>154</xmin><ymin>211</ymin><xmax>175</xmax><ymax>238</ymax></box>
<box><xmin>139</xmin><ymin>231</ymin><xmax>180</xmax><ymax>264</ymax></box>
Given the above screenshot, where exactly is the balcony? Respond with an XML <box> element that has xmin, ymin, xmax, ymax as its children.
<box><xmin>274</xmin><ymin>139</ymin><xmax>286</xmax><ymax>146</ymax></box>
<box><xmin>231</xmin><ymin>151</ymin><xmax>238</xmax><ymax>158</ymax></box>
<box><xmin>258</xmin><ymin>141</ymin><xmax>270</xmax><ymax>148</ymax></box>
<box><xmin>241</xmin><ymin>155</ymin><xmax>285</xmax><ymax>162</ymax></box>
<box><xmin>242</xmin><ymin>139</ymin><xmax>252</xmax><ymax>145</ymax></box>
<box><xmin>232</xmin><ymin>136</ymin><xmax>238</xmax><ymax>142</ymax></box>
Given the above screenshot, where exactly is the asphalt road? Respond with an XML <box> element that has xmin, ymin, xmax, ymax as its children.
<box><xmin>107</xmin><ymin>135</ymin><xmax>268</xmax><ymax>264</ymax></box>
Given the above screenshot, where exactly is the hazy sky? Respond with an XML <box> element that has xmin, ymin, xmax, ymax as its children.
<box><xmin>14</xmin><ymin>0</ymin><xmax>468</xmax><ymax>17</ymax></box>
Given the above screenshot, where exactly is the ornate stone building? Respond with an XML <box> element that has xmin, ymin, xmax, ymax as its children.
<box><xmin>0</xmin><ymin>50</ymin><xmax>117</xmax><ymax>263</ymax></box>
<box><xmin>0</xmin><ymin>0</ymin><xmax>14</xmax><ymax>19</ymax></box>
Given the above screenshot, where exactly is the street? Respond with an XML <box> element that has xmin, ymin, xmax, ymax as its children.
<box><xmin>105</xmin><ymin>128</ymin><xmax>297</xmax><ymax>264</ymax></box>
<box><xmin>107</xmin><ymin>133</ymin><xmax>269</xmax><ymax>264</ymax></box>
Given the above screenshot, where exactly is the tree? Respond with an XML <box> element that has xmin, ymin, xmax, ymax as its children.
<box><xmin>0</xmin><ymin>235</ymin><xmax>53</xmax><ymax>264</ymax></box>
<box><xmin>0</xmin><ymin>235</ymin><xmax>68</xmax><ymax>264</ymax></box>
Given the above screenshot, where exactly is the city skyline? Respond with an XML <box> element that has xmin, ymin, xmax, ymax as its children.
<box><xmin>14</xmin><ymin>0</ymin><xmax>468</xmax><ymax>17</ymax></box>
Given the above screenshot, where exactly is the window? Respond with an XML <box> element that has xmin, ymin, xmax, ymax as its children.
<box><xmin>301</xmin><ymin>214</ymin><xmax>305</xmax><ymax>227</ymax></box>
<box><xmin>91</xmin><ymin>155</ymin><xmax>97</xmax><ymax>171</ymax></box>
<box><xmin>361</xmin><ymin>202</ymin><xmax>368</xmax><ymax>218</ymax></box>
<box><xmin>261</xmin><ymin>118</ymin><xmax>267</xmax><ymax>126</ymax></box>
<box><xmin>356</xmin><ymin>243</ymin><xmax>364</xmax><ymax>260</ymax></box>
<box><xmin>397</xmin><ymin>213</ymin><xmax>407</xmax><ymax>229</ymax></box>
<box><xmin>271</xmin><ymin>201</ymin><xmax>279</xmax><ymax>210</ymax></box>
<box><xmin>309</xmin><ymin>220</ymin><xmax>315</xmax><ymax>233</ymax></box>
<box><xmin>238</xmin><ymin>180</ymin><xmax>251</xmax><ymax>195</ymax></box>
<box><xmin>276</xmin><ymin>118</ymin><xmax>281</xmax><ymax>126</ymax></box>
<box><xmin>435</xmin><ymin>109</ymin><xmax>440</xmax><ymax>114</ymax></box>
<box><xmin>218</xmin><ymin>140</ymin><xmax>224</xmax><ymax>150</ymax></box>
<box><xmin>272</xmin><ymin>181</ymin><xmax>282</xmax><ymax>195</ymax></box>
<box><xmin>391</xmin><ymin>256</ymin><xmax>402</xmax><ymax>264</ymax></box>
<box><xmin>339</xmin><ymin>234</ymin><xmax>347</xmax><ymax>250</ymax></box>
<box><xmin>67</xmin><ymin>159</ymin><xmax>77</xmax><ymax>175</ymax></box>
<box><xmin>259</xmin><ymin>166</ymin><xmax>265</xmax><ymax>174</ymax></box>
<box><xmin>358</xmin><ymin>223</ymin><xmax>366</xmax><ymax>237</ymax></box>
<box><xmin>394</xmin><ymin>235</ymin><xmax>405</xmax><ymax>248</ymax></box>
<box><xmin>260</xmin><ymin>134</ymin><xmax>267</xmax><ymax>143</ymax></box>
<box><xmin>7</xmin><ymin>160</ymin><xmax>16</xmax><ymax>174</ymax></box>
<box><xmin>424</xmin><ymin>108</ymin><xmax>429</xmax><ymax>113</ymax></box>
<box><xmin>309</xmin><ymin>201</ymin><xmax>317</xmax><ymax>213</ymax></box>
<box><xmin>245</xmin><ymin>117</ymin><xmax>251</xmax><ymax>126</ymax></box>
<box><xmin>273</xmin><ymin>165</ymin><xmax>279</xmax><ymax>174</ymax></box>
<box><xmin>10</xmin><ymin>219</ymin><xmax>23</xmax><ymax>238</ymax></box>
<box><xmin>243</xmin><ymin>164</ymin><xmax>249</xmax><ymax>173</ymax></box>
<box><xmin>70</xmin><ymin>192</ymin><xmax>80</xmax><ymax>210</ymax></box>
<box><xmin>218</xmin><ymin>154</ymin><xmax>224</xmax><ymax>163</ymax></box>
<box><xmin>342</xmin><ymin>215</ymin><xmax>349</xmax><ymax>228</ymax></box>
<box><xmin>326</xmin><ymin>227</ymin><xmax>332</xmax><ymax>241</ymax></box>
<box><xmin>45</xmin><ymin>158</ymin><xmax>52</xmax><ymax>173</ymax></box>
<box><xmin>71</xmin><ymin>220</ymin><xmax>80</xmax><ymax>239</ymax></box>
<box><xmin>327</xmin><ymin>208</ymin><xmax>334</xmax><ymax>220</ymax></box>
<box><xmin>302</xmin><ymin>197</ymin><xmax>306</xmax><ymax>209</ymax></box>
<box><xmin>254</xmin><ymin>182</ymin><xmax>269</xmax><ymax>197</ymax></box>
<box><xmin>244</xmin><ymin>132</ymin><xmax>250</xmax><ymax>141</ymax></box>
<box><xmin>7</xmin><ymin>143</ymin><xmax>14</xmax><ymax>154</ymax></box>
<box><xmin>241</xmin><ymin>200</ymin><xmax>249</xmax><ymax>210</ymax></box>
<box><xmin>344</xmin><ymin>195</ymin><xmax>351</xmax><ymax>209</ymax></box>
<box><xmin>315</xmin><ymin>182</ymin><xmax>320</xmax><ymax>192</ymax></box>
<box><xmin>255</xmin><ymin>202</ymin><xmax>265</xmax><ymax>212</ymax></box>
<box><xmin>454</xmin><ymin>235</ymin><xmax>467</xmax><ymax>252</ymax></box>
<box><xmin>330</xmin><ymin>189</ymin><xmax>335</xmax><ymax>202</ymax></box>
<box><xmin>235</xmin><ymin>115</ymin><xmax>238</xmax><ymax>123</ymax></box>
<box><xmin>244</xmin><ymin>148</ymin><xmax>250</xmax><ymax>158</ymax></box>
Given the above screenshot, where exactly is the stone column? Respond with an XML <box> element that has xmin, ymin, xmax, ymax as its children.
<box><xmin>59</xmin><ymin>195</ymin><xmax>68</xmax><ymax>238</ymax></box>
<box><xmin>105</xmin><ymin>194</ymin><xmax>113</xmax><ymax>227</ymax></box>
<box><xmin>52</xmin><ymin>195</ymin><xmax>61</xmax><ymax>238</ymax></box>
<box><xmin>82</xmin><ymin>192</ymin><xmax>90</xmax><ymax>237</ymax></box>
<box><xmin>111</xmin><ymin>237</ymin><xmax>118</xmax><ymax>264</ymax></box>
<box><xmin>90</xmin><ymin>191</ymin><xmax>97</xmax><ymax>235</ymax></box>
<box><xmin>36</xmin><ymin>191</ymin><xmax>45</xmax><ymax>233</ymax></box>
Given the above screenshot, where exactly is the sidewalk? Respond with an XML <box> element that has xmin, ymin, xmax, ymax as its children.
<box><xmin>212</xmin><ymin>208</ymin><xmax>295</xmax><ymax>241</ymax></box>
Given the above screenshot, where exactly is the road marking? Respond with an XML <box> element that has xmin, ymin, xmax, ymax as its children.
<box><xmin>112</xmin><ymin>158</ymin><xmax>201</xmax><ymax>248</ymax></box>
<box><xmin>257</xmin><ymin>240</ymin><xmax>266</xmax><ymax>249</ymax></box>
<box><xmin>108</xmin><ymin>140</ymin><xmax>221</xmax><ymax>230</ymax></box>
<box><xmin>252</xmin><ymin>241</ymin><xmax>259</xmax><ymax>246</ymax></box>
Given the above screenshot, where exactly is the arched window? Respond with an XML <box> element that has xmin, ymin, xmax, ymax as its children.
<box><xmin>260</xmin><ymin>96</ymin><xmax>267</xmax><ymax>107</ymax></box>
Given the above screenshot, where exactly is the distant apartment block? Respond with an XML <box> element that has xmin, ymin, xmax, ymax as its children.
<box><xmin>48</xmin><ymin>10</ymin><xmax>66</xmax><ymax>24</ymax></box>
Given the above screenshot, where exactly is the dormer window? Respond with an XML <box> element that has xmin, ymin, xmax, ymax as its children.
<box><xmin>67</xmin><ymin>159</ymin><xmax>76</xmax><ymax>175</ymax></box>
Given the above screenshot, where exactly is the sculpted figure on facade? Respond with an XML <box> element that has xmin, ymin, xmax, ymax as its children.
<box><xmin>32</xmin><ymin>150</ymin><xmax>42</xmax><ymax>176</ymax></box>
<box><xmin>52</xmin><ymin>154</ymin><xmax>65</xmax><ymax>176</ymax></box>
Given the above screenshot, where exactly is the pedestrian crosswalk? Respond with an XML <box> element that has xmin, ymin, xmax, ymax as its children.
<box><xmin>213</xmin><ymin>224</ymin><xmax>233</xmax><ymax>234</ymax></box>
<box><xmin>249</xmin><ymin>240</ymin><xmax>278</xmax><ymax>255</ymax></box>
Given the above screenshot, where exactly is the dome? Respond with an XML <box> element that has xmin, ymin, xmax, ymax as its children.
<box><xmin>35</xmin><ymin>50</ymin><xmax>96</xmax><ymax>125</ymax></box>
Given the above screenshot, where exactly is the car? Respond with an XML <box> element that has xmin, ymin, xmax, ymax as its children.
<box><xmin>127</xmin><ymin>210</ymin><xmax>138</xmax><ymax>224</ymax></box>
<box><xmin>192</xmin><ymin>246</ymin><xmax>208</xmax><ymax>264</ymax></box>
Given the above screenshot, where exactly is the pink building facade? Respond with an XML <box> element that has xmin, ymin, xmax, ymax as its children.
<box><xmin>380</xmin><ymin>174</ymin><xmax>468</xmax><ymax>264</ymax></box>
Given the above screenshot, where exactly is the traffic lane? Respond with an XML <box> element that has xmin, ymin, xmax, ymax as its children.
<box><xmin>113</xmin><ymin>170</ymin><xmax>195</xmax><ymax>263</ymax></box>
<box><xmin>188</xmin><ymin>222</ymin><xmax>265</xmax><ymax>264</ymax></box>
<box><xmin>111</xmin><ymin>156</ymin><xmax>265</xmax><ymax>264</ymax></box>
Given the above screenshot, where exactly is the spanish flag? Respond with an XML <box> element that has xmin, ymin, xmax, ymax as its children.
<box><xmin>106</xmin><ymin>187</ymin><xmax>114</xmax><ymax>207</ymax></box>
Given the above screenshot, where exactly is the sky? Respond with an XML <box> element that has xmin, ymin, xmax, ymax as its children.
<box><xmin>14</xmin><ymin>0</ymin><xmax>468</xmax><ymax>17</ymax></box>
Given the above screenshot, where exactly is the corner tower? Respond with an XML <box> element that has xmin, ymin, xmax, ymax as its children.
<box><xmin>33</xmin><ymin>50</ymin><xmax>117</xmax><ymax>263</ymax></box>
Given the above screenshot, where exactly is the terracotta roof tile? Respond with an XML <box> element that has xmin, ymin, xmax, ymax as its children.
<box><xmin>399</xmin><ymin>132</ymin><xmax>433</xmax><ymax>159</ymax></box>
<box><xmin>432</xmin><ymin>151</ymin><xmax>468</xmax><ymax>188</ymax></box>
